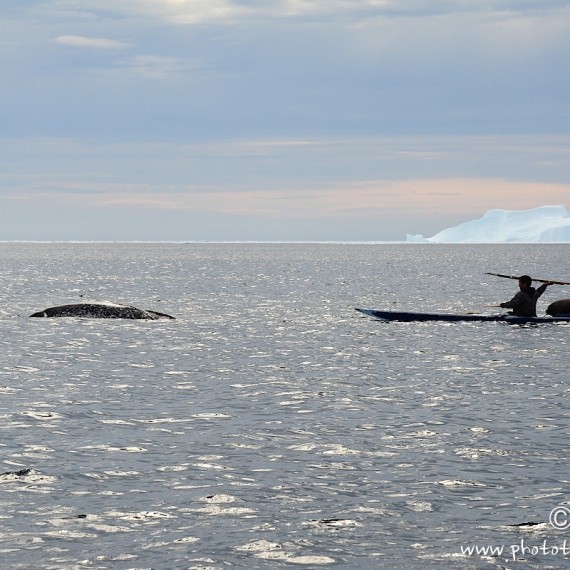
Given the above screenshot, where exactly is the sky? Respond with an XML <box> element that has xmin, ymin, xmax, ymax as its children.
<box><xmin>1</xmin><ymin>0</ymin><xmax>569</xmax><ymax>241</ymax></box>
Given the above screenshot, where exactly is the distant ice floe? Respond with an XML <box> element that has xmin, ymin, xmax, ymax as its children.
<box><xmin>406</xmin><ymin>205</ymin><xmax>570</xmax><ymax>243</ymax></box>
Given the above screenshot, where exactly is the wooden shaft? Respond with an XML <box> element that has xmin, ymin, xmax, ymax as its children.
<box><xmin>485</xmin><ymin>272</ymin><xmax>570</xmax><ymax>285</ymax></box>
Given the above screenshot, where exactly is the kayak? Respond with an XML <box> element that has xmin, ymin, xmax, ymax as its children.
<box><xmin>355</xmin><ymin>308</ymin><xmax>570</xmax><ymax>324</ymax></box>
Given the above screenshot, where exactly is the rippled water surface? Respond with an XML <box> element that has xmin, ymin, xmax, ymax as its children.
<box><xmin>1</xmin><ymin>243</ymin><xmax>569</xmax><ymax>569</ymax></box>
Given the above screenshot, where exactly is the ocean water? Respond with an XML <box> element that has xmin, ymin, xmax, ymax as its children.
<box><xmin>0</xmin><ymin>243</ymin><xmax>569</xmax><ymax>569</ymax></box>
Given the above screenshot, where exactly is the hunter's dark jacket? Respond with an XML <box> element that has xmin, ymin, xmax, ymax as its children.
<box><xmin>500</xmin><ymin>284</ymin><xmax>548</xmax><ymax>317</ymax></box>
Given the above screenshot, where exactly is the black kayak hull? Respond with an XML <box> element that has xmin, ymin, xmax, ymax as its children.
<box><xmin>356</xmin><ymin>308</ymin><xmax>570</xmax><ymax>324</ymax></box>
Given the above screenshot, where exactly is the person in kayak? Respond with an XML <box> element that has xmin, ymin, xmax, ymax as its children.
<box><xmin>500</xmin><ymin>275</ymin><xmax>553</xmax><ymax>317</ymax></box>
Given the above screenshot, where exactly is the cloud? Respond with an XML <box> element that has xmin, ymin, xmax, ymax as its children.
<box><xmin>75</xmin><ymin>0</ymin><xmax>249</xmax><ymax>25</ymax></box>
<box><xmin>2</xmin><ymin>134</ymin><xmax>569</xmax><ymax>196</ymax></box>
<box><xmin>44</xmin><ymin>0</ymin><xmax>568</xmax><ymax>34</ymax></box>
<box><xmin>4</xmin><ymin>177</ymin><xmax>567</xmax><ymax>241</ymax></box>
<box><xmin>6</xmin><ymin>0</ymin><xmax>565</xmax><ymax>143</ymax></box>
<box><xmin>8</xmin><ymin>178</ymin><xmax>567</xmax><ymax>223</ymax></box>
<box><xmin>1</xmin><ymin>1</ymin><xmax>569</xmax><ymax>240</ymax></box>
<box><xmin>54</xmin><ymin>35</ymin><xmax>131</xmax><ymax>49</ymax></box>
<box><xmin>161</xmin><ymin>0</ymin><xmax>248</xmax><ymax>24</ymax></box>
<box><xmin>122</xmin><ymin>55</ymin><xmax>196</xmax><ymax>78</ymax></box>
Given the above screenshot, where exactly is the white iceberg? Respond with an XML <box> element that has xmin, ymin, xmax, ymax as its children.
<box><xmin>406</xmin><ymin>205</ymin><xmax>570</xmax><ymax>243</ymax></box>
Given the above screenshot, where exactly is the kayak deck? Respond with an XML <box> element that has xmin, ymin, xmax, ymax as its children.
<box><xmin>356</xmin><ymin>308</ymin><xmax>570</xmax><ymax>324</ymax></box>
